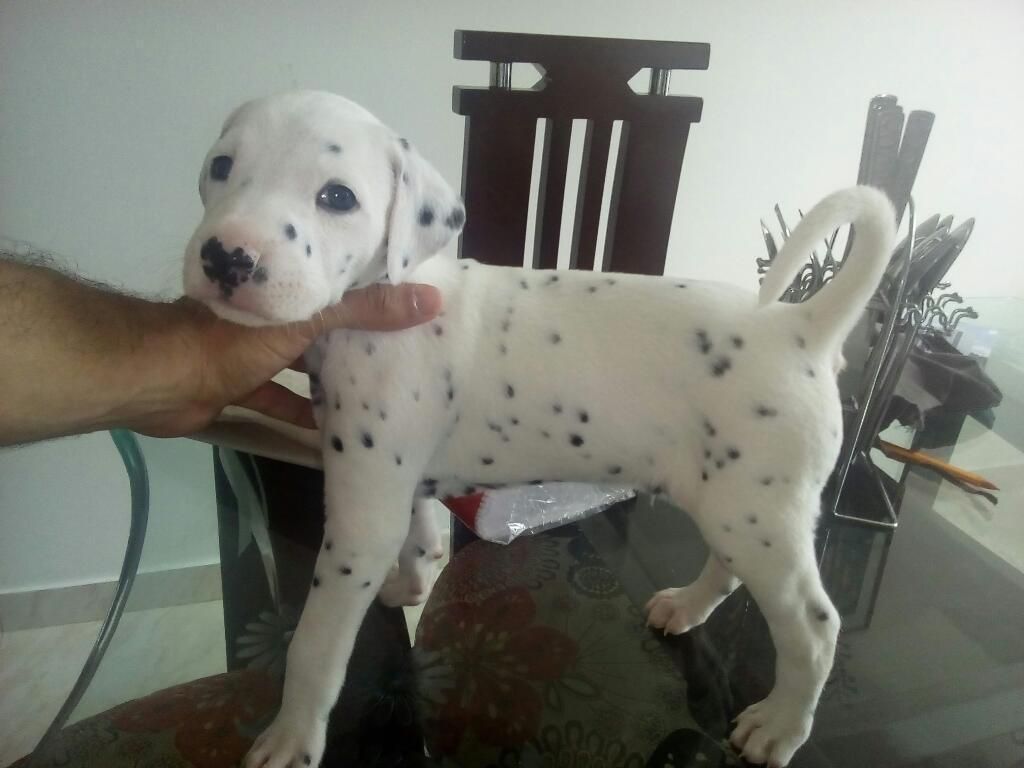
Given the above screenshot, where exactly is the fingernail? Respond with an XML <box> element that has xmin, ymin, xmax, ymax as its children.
<box><xmin>411</xmin><ymin>285</ymin><xmax>441</xmax><ymax>318</ymax></box>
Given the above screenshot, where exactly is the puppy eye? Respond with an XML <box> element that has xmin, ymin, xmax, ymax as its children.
<box><xmin>209</xmin><ymin>155</ymin><xmax>233</xmax><ymax>181</ymax></box>
<box><xmin>317</xmin><ymin>183</ymin><xmax>359</xmax><ymax>213</ymax></box>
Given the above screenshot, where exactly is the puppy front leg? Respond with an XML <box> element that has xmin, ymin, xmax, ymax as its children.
<box><xmin>245</xmin><ymin>459</ymin><xmax>415</xmax><ymax>768</ymax></box>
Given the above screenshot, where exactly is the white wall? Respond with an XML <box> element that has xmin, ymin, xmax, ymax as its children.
<box><xmin>2</xmin><ymin>0</ymin><xmax>1022</xmax><ymax>590</ymax></box>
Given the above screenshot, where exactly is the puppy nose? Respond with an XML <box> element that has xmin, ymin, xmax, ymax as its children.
<box><xmin>200</xmin><ymin>237</ymin><xmax>255</xmax><ymax>297</ymax></box>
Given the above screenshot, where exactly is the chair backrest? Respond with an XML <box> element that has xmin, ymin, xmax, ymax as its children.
<box><xmin>452</xmin><ymin>30</ymin><xmax>709</xmax><ymax>275</ymax></box>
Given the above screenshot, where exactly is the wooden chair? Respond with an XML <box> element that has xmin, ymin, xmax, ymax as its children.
<box><xmin>453</xmin><ymin>29</ymin><xmax>709</xmax><ymax>275</ymax></box>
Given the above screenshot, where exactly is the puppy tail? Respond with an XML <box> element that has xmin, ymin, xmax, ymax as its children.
<box><xmin>758</xmin><ymin>186</ymin><xmax>896</xmax><ymax>343</ymax></box>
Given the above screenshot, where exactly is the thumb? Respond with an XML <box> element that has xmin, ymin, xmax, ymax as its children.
<box><xmin>323</xmin><ymin>283</ymin><xmax>443</xmax><ymax>332</ymax></box>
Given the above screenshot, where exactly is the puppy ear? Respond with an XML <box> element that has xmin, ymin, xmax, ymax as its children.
<box><xmin>385</xmin><ymin>138</ymin><xmax>464</xmax><ymax>284</ymax></box>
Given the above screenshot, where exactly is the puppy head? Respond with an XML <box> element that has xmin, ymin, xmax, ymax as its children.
<box><xmin>182</xmin><ymin>90</ymin><xmax>463</xmax><ymax>325</ymax></box>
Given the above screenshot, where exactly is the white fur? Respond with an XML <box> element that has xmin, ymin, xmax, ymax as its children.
<box><xmin>183</xmin><ymin>90</ymin><xmax>896</xmax><ymax>768</ymax></box>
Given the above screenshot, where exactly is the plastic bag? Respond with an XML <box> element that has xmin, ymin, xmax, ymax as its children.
<box><xmin>445</xmin><ymin>482</ymin><xmax>636</xmax><ymax>545</ymax></box>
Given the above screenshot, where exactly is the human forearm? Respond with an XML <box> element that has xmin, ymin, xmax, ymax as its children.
<box><xmin>0</xmin><ymin>255</ymin><xmax>443</xmax><ymax>446</ymax></box>
<box><xmin>0</xmin><ymin>257</ymin><xmax>197</xmax><ymax>445</ymax></box>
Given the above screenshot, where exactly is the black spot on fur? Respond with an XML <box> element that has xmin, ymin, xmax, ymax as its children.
<box><xmin>607</xmin><ymin>465</ymin><xmax>622</xmax><ymax>475</ymax></box>
<box><xmin>481</xmin><ymin>457</ymin><xmax>494</xmax><ymax>465</ymax></box>
<box><xmin>304</xmin><ymin>755</ymin><xmax>313</xmax><ymax>766</ymax></box>
<box><xmin>447</xmin><ymin>386</ymin><xmax>454</xmax><ymax>402</ymax></box>
<box><xmin>811</xmin><ymin>605</ymin><xmax>830</xmax><ymax>622</ymax></box>
<box><xmin>715</xmin><ymin>459</ymin><xmax>726</xmax><ymax>469</ymax></box>
<box><xmin>499</xmin><ymin>342</ymin><xmax>508</xmax><ymax>355</ymax></box>
<box><xmin>724</xmin><ymin>556</ymin><xmax>734</xmax><ymax>564</ymax></box>
<box><xmin>520</xmin><ymin>279</ymin><xmax>529</xmax><ymax>289</ymax></box>
<box><xmin>418</xmin><ymin>206</ymin><xmax>434</xmax><ymax>226</ymax></box>
<box><xmin>413</xmin><ymin>389</ymin><xmax>420</xmax><ymax>402</ymax></box>
<box><xmin>361</xmin><ymin>432</ymin><xmax>374</xmax><ymax>449</ymax></box>
<box><xmin>540</xmin><ymin>430</ymin><xmax>551</xmax><ymax>439</ymax></box>
<box><xmin>711</xmin><ymin>357</ymin><xmax>732</xmax><ymax>377</ymax></box>
<box><xmin>806</xmin><ymin>367</ymin><xmax>816</xmax><ymax>378</ymax></box>
<box><xmin>756</xmin><ymin>404</ymin><xmax>778</xmax><ymax>417</ymax></box>
<box><xmin>727</xmin><ymin>447</ymin><xmax>741</xmax><ymax>460</ymax></box>
<box><xmin>327</xmin><ymin>143</ymin><xmax>341</xmax><ymax>154</ymax></box>
<box><xmin>606</xmin><ymin>278</ymin><xmax>617</xmax><ymax>286</ymax></box>
<box><xmin>578</xmin><ymin>410</ymin><xmax>589</xmax><ymax>423</ymax></box>
<box><xmin>795</xmin><ymin>335</ymin><xmax>807</xmax><ymax>349</ymax></box>
<box><xmin>365</xmin><ymin>341</ymin><xmax>376</xmax><ymax>355</ymax></box>
<box><xmin>747</xmin><ymin>514</ymin><xmax>758</xmax><ymax>524</ymax></box>
<box><xmin>760</xmin><ymin>477</ymin><xmax>774</xmax><ymax>486</ymax></box>
<box><xmin>417</xmin><ymin>546</ymin><xmax>427</xmax><ymax>557</ymax></box>
<box><xmin>723</xmin><ymin>524</ymin><xmax>732</xmax><ymax>533</ymax></box>
<box><xmin>331</xmin><ymin>436</ymin><xmax>344</xmax><ymax>452</ymax></box>
<box><xmin>399</xmin><ymin>137</ymin><xmax>409</xmax><ymax>149</ymax></box>
<box><xmin>305</xmin><ymin>243</ymin><xmax>312</xmax><ymax>256</ymax></box>
<box><xmin>587</xmin><ymin>285</ymin><xmax>598</xmax><ymax>293</ymax></box>
<box><xmin>379</xmin><ymin>410</ymin><xmax>387</xmax><ymax>421</ymax></box>
<box><xmin>703</xmin><ymin>448</ymin><xmax>712</xmax><ymax>460</ymax></box>
<box><xmin>696</xmin><ymin>329</ymin><xmax>712</xmax><ymax>354</ymax></box>
<box><xmin>676</xmin><ymin>283</ymin><xmax>687</xmax><ymax>288</ymax></box>
<box><xmin>761</xmin><ymin>539</ymin><xmax>772</xmax><ymax>548</ymax></box>
<box><xmin>570</xmin><ymin>434</ymin><xmax>584</xmax><ymax>447</ymax></box>
<box><xmin>505</xmin><ymin>384</ymin><xmax>515</xmax><ymax>398</ymax></box>
<box><xmin>731</xmin><ymin>335</ymin><xmax>744</xmax><ymax>349</ymax></box>
<box><xmin>550</xmin><ymin>332</ymin><xmax>562</xmax><ymax>344</ymax></box>
<box><xmin>701</xmin><ymin>470</ymin><xmax>709</xmax><ymax>481</ymax></box>
<box><xmin>434</xmin><ymin>324</ymin><xmax>444</xmax><ymax>336</ymax></box>
<box><xmin>553</xmin><ymin>403</ymin><xmax>563</xmax><ymax>414</ymax></box>
<box><xmin>703</xmin><ymin>419</ymin><xmax>716</xmax><ymax>437</ymax></box>
<box><xmin>324</xmin><ymin>540</ymin><xmax>332</xmax><ymax>550</ymax></box>
<box><xmin>284</xmin><ymin>223</ymin><xmax>297</xmax><ymax>240</ymax></box>
<box><xmin>501</xmin><ymin>318</ymin><xmax>511</xmax><ymax>332</ymax></box>
<box><xmin>395</xmin><ymin>455</ymin><xmax>402</xmax><ymax>466</ymax></box>
<box><xmin>546</xmin><ymin>275</ymin><xmax>559</xmax><ymax>285</ymax></box>
<box><xmin>509</xmin><ymin>416</ymin><xmax>519</xmax><ymax>426</ymax></box>
<box><xmin>312</xmin><ymin>576</ymin><xmax>320</xmax><ymax>587</ymax></box>
<box><xmin>362</xmin><ymin>581</ymin><xmax>371</xmax><ymax>588</ymax></box>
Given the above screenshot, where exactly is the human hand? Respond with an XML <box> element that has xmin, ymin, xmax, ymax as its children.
<box><xmin>136</xmin><ymin>283</ymin><xmax>442</xmax><ymax>438</ymax></box>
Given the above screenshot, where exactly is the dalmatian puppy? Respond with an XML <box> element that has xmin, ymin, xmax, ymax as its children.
<box><xmin>183</xmin><ymin>90</ymin><xmax>895</xmax><ymax>768</ymax></box>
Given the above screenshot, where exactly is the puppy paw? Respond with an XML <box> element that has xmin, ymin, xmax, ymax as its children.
<box><xmin>644</xmin><ymin>586</ymin><xmax>717</xmax><ymax>635</ymax></box>
<box><xmin>377</xmin><ymin>550</ymin><xmax>443</xmax><ymax>607</ymax></box>
<box><xmin>245</xmin><ymin>711</ymin><xmax>326</xmax><ymax>768</ymax></box>
<box><xmin>730</xmin><ymin>696</ymin><xmax>812</xmax><ymax>767</ymax></box>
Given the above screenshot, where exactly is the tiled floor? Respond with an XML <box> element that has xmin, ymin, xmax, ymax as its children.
<box><xmin>0</xmin><ymin>601</ymin><xmax>226</xmax><ymax>767</ymax></box>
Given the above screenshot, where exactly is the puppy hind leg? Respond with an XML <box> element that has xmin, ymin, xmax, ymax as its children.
<box><xmin>694</xmin><ymin>495</ymin><xmax>837</xmax><ymax>767</ymax></box>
